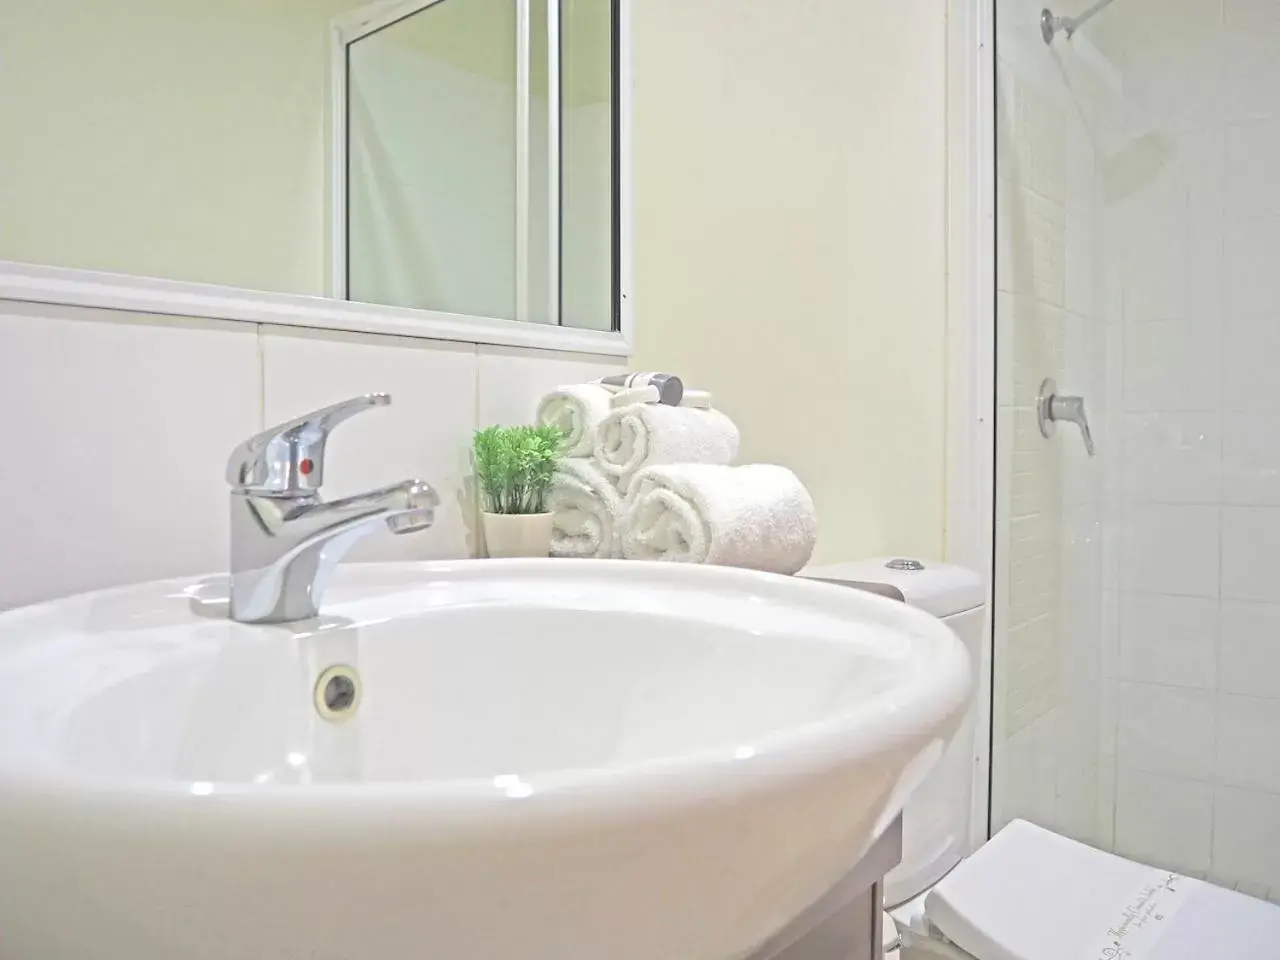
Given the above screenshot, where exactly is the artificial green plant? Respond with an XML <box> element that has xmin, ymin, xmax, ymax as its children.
<box><xmin>473</xmin><ymin>424</ymin><xmax>565</xmax><ymax>515</ymax></box>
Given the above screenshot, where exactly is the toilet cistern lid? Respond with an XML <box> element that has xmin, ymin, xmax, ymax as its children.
<box><xmin>799</xmin><ymin>558</ymin><xmax>984</xmax><ymax>619</ymax></box>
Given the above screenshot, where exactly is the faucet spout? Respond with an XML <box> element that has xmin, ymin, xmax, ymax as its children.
<box><xmin>267</xmin><ymin>480</ymin><xmax>440</xmax><ymax>539</ymax></box>
<box><xmin>229</xmin><ymin>479</ymin><xmax>438</xmax><ymax>624</ymax></box>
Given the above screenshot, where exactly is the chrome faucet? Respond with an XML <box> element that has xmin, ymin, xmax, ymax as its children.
<box><xmin>226</xmin><ymin>393</ymin><xmax>439</xmax><ymax>623</ymax></box>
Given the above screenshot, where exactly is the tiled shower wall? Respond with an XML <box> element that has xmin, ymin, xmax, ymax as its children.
<box><xmin>996</xmin><ymin>0</ymin><xmax>1280</xmax><ymax>902</ymax></box>
<box><xmin>1096</xmin><ymin>0</ymin><xmax>1280</xmax><ymax>901</ymax></box>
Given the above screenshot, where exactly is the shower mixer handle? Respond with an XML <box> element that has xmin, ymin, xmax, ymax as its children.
<box><xmin>1038</xmin><ymin>378</ymin><xmax>1095</xmax><ymax>457</ymax></box>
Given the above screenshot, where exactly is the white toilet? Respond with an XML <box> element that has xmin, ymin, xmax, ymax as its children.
<box><xmin>801</xmin><ymin>558</ymin><xmax>1280</xmax><ymax>960</ymax></box>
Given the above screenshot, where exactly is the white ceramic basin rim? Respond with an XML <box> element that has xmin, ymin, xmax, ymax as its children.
<box><xmin>0</xmin><ymin>560</ymin><xmax>968</xmax><ymax>814</ymax></box>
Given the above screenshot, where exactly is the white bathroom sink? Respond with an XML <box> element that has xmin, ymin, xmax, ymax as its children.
<box><xmin>0</xmin><ymin>560</ymin><xmax>970</xmax><ymax>960</ymax></box>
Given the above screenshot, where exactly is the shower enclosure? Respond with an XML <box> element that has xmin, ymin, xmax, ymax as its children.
<box><xmin>993</xmin><ymin>0</ymin><xmax>1280</xmax><ymax>900</ymax></box>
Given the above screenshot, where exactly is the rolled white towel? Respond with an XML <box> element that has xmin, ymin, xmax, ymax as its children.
<box><xmin>536</xmin><ymin>384</ymin><xmax>614</xmax><ymax>457</ymax></box>
<box><xmin>548</xmin><ymin>458</ymin><xmax>624</xmax><ymax>559</ymax></box>
<box><xmin>593</xmin><ymin>403</ymin><xmax>739</xmax><ymax>484</ymax></box>
<box><xmin>621</xmin><ymin>463</ymin><xmax>817</xmax><ymax>575</ymax></box>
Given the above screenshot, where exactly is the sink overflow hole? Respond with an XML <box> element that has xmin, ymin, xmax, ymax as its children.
<box><xmin>314</xmin><ymin>665</ymin><xmax>362</xmax><ymax>721</ymax></box>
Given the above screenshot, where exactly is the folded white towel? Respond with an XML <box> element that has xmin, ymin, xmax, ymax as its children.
<box><xmin>548</xmin><ymin>458</ymin><xmax>624</xmax><ymax>559</ymax></box>
<box><xmin>536</xmin><ymin>384</ymin><xmax>614</xmax><ymax>457</ymax></box>
<box><xmin>593</xmin><ymin>404</ymin><xmax>739</xmax><ymax>484</ymax></box>
<box><xmin>621</xmin><ymin>464</ymin><xmax>817</xmax><ymax>574</ymax></box>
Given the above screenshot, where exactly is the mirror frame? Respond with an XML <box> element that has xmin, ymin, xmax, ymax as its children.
<box><xmin>0</xmin><ymin>0</ymin><xmax>630</xmax><ymax>358</ymax></box>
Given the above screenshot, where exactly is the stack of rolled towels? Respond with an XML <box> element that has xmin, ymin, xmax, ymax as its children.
<box><xmin>535</xmin><ymin>378</ymin><xmax>817</xmax><ymax>575</ymax></box>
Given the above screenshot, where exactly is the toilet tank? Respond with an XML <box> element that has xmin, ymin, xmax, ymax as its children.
<box><xmin>800</xmin><ymin>558</ymin><xmax>986</xmax><ymax>908</ymax></box>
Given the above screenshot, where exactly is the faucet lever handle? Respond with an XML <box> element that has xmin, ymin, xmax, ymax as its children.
<box><xmin>226</xmin><ymin>393</ymin><xmax>391</xmax><ymax>494</ymax></box>
<box><xmin>1037</xmin><ymin>379</ymin><xmax>1096</xmax><ymax>457</ymax></box>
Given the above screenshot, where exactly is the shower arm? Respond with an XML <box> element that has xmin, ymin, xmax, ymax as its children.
<box><xmin>1040</xmin><ymin>0</ymin><xmax>1119</xmax><ymax>44</ymax></box>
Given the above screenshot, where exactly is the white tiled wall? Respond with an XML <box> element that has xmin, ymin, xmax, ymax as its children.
<box><xmin>998</xmin><ymin>0</ymin><xmax>1280</xmax><ymax>904</ymax></box>
<box><xmin>1100</xmin><ymin>0</ymin><xmax>1280</xmax><ymax>902</ymax></box>
<box><xmin>0</xmin><ymin>302</ymin><xmax>622</xmax><ymax>610</ymax></box>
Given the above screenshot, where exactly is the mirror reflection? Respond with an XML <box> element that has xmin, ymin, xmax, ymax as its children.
<box><xmin>0</xmin><ymin>0</ymin><xmax>618</xmax><ymax>333</ymax></box>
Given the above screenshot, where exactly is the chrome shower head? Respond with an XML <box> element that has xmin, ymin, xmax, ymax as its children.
<box><xmin>1041</xmin><ymin>8</ymin><xmax>1062</xmax><ymax>44</ymax></box>
<box><xmin>1041</xmin><ymin>0</ymin><xmax>1120</xmax><ymax>45</ymax></box>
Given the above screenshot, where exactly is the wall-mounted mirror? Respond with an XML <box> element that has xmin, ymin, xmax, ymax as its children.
<box><xmin>342</xmin><ymin>0</ymin><xmax>616</xmax><ymax>331</ymax></box>
<box><xmin>0</xmin><ymin>0</ymin><xmax>622</xmax><ymax>337</ymax></box>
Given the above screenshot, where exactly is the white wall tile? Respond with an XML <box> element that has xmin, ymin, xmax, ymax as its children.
<box><xmin>1217</xmin><ymin>27</ymin><xmax>1280</xmax><ymax>126</ymax></box>
<box><xmin>1061</xmin><ymin>510</ymin><xmax>1103</xmax><ymax>685</ymax></box>
<box><xmin>1224</xmin><ymin>0</ymin><xmax>1280</xmax><ymax>29</ymax></box>
<box><xmin>1216</xmin><ymin>694</ymin><xmax>1280</xmax><ymax>793</ymax></box>
<box><xmin>1121</xmin><ymin>221</ymin><xmax>1188</xmax><ymax>323</ymax></box>
<box><xmin>1095</xmin><ymin>753</ymin><xmax>1117</xmax><ymax>852</ymax></box>
<box><xmin>1103</xmin><ymin>321</ymin><xmax>1124</xmax><ymax>445</ymax></box>
<box><xmin>1100</xmin><ymin>229</ymin><xmax>1124</xmax><ymax>328</ymax></box>
<box><xmin>1065</xmin><ymin>211</ymin><xmax>1096</xmax><ymax>318</ymax></box>
<box><xmin>1055</xmin><ymin>767</ymin><xmax>1099</xmax><ymax>847</ymax></box>
<box><xmin>1058</xmin><ymin>702</ymin><xmax>1101</xmax><ymax>796</ymax></box>
<box><xmin>1101</xmin><ymin>495</ymin><xmax>1122</xmax><ymax>590</ymax></box>
<box><xmin>1120</xmin><ymin>504</ymin><xmax>1219</xmax><ymax>597</ymax></box>
<box><xmin>1011</xmin><ymin>298</ymin><xmax>1066</xmax><ymax>410</ymax></box>
<box><xmin>1212</xmin><ymin>786</ymin><xmax>1280</xmax><ymax>891</ymax></box>
<box><xmin>1223</xmin><ymin>315</ymin><xmax>1280</xmax><ymax>413</ymax></box>
<box><xmin>0</xmin><ymin>304</ymin><xmax>261</xmax><ymax>609</ymax></box>
<box><xmin>1000</xmin><ymin>0</ymin><xmax>1280</xmax><ymax>877</ymax></box>
<box><xmin>1222</xmin><ymin>506</ymin><xmax>1280</xmax><ymax>601</ymax></box>
<box><xmin>475</xmin><ymin>345</ymin><xmax>624</xmax><ymax>428</ymax></box>
<box><xmin>1122</xmin><ymin>319</ymin><xmax>1220</xmax><ymax>413</ymax></box>
<box><xmin>1002</xmin><ymin>185</ymin><xmax>1067</xmax><ymax>307</ymax></box>
<box><xmin>1059</xmin><ymin>517</ymin><xmax>1102</xmax><ymax>778</ymax></box>
<box><xmin>1119</xmin><ymin>594</ymin><xmax>1218</xmax><ymax>689</ymax></box>
<box><xmin>1063</xmin><ymin>311</ymin><xmax>1105</xmax><ymax>416</ymax></box>
<box><xmin>1119</xmin><ymin>412</ymin><xmax>1222</xmax><ymax>504</ymax></box>
<box><xmin>1220</xmin><ymin>601</ymin><xmax>1280</xmax><ymax>699</ymax></box>
<box><xmin>1225</xmin><ymin>218</ymin><xmax>1280</xmax><ymax>318</ymax></box>
<box><xmin>1223</xmin><ymin>413</ymin><xmax>1280</xmax><ymax>505</ymax></box>
<box><xmin>1004</xmin><ymin>614</ymin><xmax>1061</xmax><ymax>736</ymax></box>
<box><xmin>1117</xmin><ymin>681</ymin><xmax>1216</xmax><ymax>780</ymax></box>
<box><xmin>1065</xmin><ymin>108</ymin><xmax>1097</xmax><ymax>217</ymax></box>
<box><xmin>1187</xmin><ymin>214</ymin><xmax>1225</xmax><ymax>325</ymax></box>
<box><xmin>994</xmin><ymin>710</ymin><xmax>1059</xmax><ymax>831</ymax></box>
<box><xmin>1099</xmin><ymin>677</ymin><xmax>1119</xmax><ymax>757</ymax></box>
<box><xmin>1059</xmin><ymin>318</ymin><xmax>1105</xmax><ymax>513</ymax></box>
<box><xmin>261</xmin><ymin>327</ymin><xmax>477</xmax><ymax>561</ymax></box>
<box><xmin>999</xmin><ymin>70</ymin><xmax>1067</xmax><ymax>205</ymax></box>
<box><xmin>1114</xmin><ymin>768</ymin><xmax>1214</xmax><ymax>875</ymax></box>
<box><xmin>1226</xmin><ymin>119</ymin><xmax>1280</xmax><ymax>218</ymax></box>
<box><xmin>1101</xmin><ymin>590</ymin><xmax>1120</xmax><ymax>679</ymax></box>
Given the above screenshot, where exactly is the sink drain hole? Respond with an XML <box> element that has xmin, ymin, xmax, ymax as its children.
<box><xmin>314</xmin><ymin>665</ymin><xmax>361</xmax><ymax>721</ymax></box>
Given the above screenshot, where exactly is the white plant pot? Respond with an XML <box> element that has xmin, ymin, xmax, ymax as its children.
<box><xmin>482</xmin><ymin>512</ymin><xmax>554</xmax><ymax>559</ymax></box>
